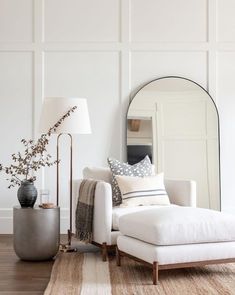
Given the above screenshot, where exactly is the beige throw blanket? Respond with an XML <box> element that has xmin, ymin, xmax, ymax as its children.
<box><xmin>75</xmin><ymin>179</ymin><xmax>97</xmax><ymax>243</ymax></box>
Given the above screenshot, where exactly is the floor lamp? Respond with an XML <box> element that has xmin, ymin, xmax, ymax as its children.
<box><xmin>39</xmin><ymin>97</ymin><xmax>91</xmax><ymax>251</ymax></box>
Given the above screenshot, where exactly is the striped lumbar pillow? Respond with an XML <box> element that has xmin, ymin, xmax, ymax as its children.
<box><xmin>115</xmin><ymin>173</ymin><xmax>170</xmax><ymax>207</ymax></box>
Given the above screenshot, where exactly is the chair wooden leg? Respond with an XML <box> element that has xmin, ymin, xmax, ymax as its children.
<box><xmin>102</xmin><ymin>242</ymin><xmax>108</xmax><ymax>261</ymax></box>
<box><xmin>116</xmin><ymin>247</ymin><xmax>121</xmax><ymax>266</ymax></box>
<box><xmin>153</xmin><ymin>261</ymin><xmax>159</xmax><ymax>285</ymax></box>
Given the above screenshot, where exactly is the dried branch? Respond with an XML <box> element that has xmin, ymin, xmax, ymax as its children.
<box><xmin>0</xmin><ymin>106</ymin><xmax>77</xmax><ymax>188</ymax></box>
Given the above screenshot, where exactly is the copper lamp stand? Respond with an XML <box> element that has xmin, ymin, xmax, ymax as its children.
<box><xmin>57</xmin><ymin>133</ymin><xmax>77</xmax><ymax>253</ymax></box>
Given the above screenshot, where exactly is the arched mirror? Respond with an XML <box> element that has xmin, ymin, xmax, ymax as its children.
<box><xmin>127</xmin><ymin>77</ymin><xmax>221</xmax><ymax>211</ymax></box>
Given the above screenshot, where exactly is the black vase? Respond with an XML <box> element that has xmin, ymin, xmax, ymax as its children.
<box><xmin>17</xmin><ymin>180</ymin><xmax>38</xmax><ymax>208</ymax></box>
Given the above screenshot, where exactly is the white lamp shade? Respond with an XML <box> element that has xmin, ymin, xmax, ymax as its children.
<box><xmin>39</xmin><ymin>97</ymin><xmax>91</xmax><ymax>134</ymax></box>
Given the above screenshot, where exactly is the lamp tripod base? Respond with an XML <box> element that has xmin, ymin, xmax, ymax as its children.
<box><xmin>59</xmin><ymin>229</ymin><xmax>77</xmax><ymax>253</ymax></box>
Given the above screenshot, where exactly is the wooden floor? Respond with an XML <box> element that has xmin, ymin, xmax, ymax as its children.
<box><xmin>0</xmin><ymin>235</ymin><xmax>99</xmax><ymax>295</ymax></box>
<box><xmin>0</xmin><ymin>235</ymin><xmax>54</xmax><ymax>295</ymax></box>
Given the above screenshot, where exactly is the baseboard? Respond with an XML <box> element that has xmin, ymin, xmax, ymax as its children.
<box><xmin>0</xmin><ymin>209</ymin><xmax>12</xmax><ymax>233</ymax></box>
<box><xmin>0</xmin><ymin>208</ymin><xmax>70</xmax><ymax>234</ymax></box>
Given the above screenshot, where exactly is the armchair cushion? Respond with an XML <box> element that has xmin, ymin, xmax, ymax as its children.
<box><xmin>119</xmin><ymin>207</ymin><xmax>235</xmax><ymax>246</ymax></box>
<box><xmin>112</xmin><ymin>205</ymin><xmax>173</xmax><ymax>230</ymax></box>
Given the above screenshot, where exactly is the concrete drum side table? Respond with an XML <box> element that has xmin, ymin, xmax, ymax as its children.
<box><xmin>13</xmin><ymin>206</ymin><xmax>60</xmax><ymax>261</ymax></box>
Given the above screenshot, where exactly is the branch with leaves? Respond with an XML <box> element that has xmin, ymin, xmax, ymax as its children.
<box><xmin>0</xmin><ymin>106</ymin><xmax>77</xmax><ymax>188</ymax></box>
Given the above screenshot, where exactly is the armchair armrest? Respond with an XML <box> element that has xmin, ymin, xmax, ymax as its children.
<box><xmin>164</xmin><ymin>179</ymin><xmax>196</xmax><ymax>207</ymax></box>
<box><xmin>73</xmin><ymin>180</ymin><xmax>113</xmax><ymax>245</ymax></box>
<box><xmin>93</xmin><ymin>181</ymin><xmax>113</xmax><ymax>245</ymax></box>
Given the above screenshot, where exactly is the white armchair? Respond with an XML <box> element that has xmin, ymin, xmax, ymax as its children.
<box><xmin>75</xmin><ymin>167</ymin><xmax>196</xmax><ymax>261</ymax></box>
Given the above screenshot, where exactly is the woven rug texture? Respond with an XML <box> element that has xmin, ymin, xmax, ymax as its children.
<box><xmin>44</xmin><ymin>252</ymin><xmax>235</xmax><ymax>295</ymax></box>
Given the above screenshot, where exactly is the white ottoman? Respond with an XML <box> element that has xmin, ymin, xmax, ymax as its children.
<box><xmin>116</xmin><ymin>207</ymin><xmax>235</xmax><ymax>284</ymax></box>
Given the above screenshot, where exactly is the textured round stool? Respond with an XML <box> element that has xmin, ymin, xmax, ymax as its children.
<box><xmin>13</xmin><ymin>206</ymin><xmax>60</xmax><ymax>261</ymax></box>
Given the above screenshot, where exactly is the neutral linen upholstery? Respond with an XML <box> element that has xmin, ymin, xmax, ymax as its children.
<box><xmin>119</xmin><ymin>206</ymin><xmax>235</xmax><ymax>245</ymax></box>
<box><xmin>118</xmin><ymin>235</ymin><xmax>235</xmax><ymax>265</ymax></box>
<box><xmin>112</xmin><ymin>205</ymin><xmax>175</xmax><ymax>230</ymax></box>
<box><xmin>83</xmin><ymin>167</ymin><xmax>112</xmax><ymax>184</ymax></box>
<box><xmin>73</xmin><ymin>167</ymin><xmax>196</xmax><ymax>246</ymax></box>
<box><xmin>164</xmin><ymin>179</ymin><xmax>196</xmax><ymax>207</ymax></box>
<box><xmin>107</xmin><ymin>156</ymin><xmax>152</xmax><ymax>206</ymax></box>
<box><xmin>115</xmin><ymin>174</ymin><xmax>170</xmax><ymax>207</ymax></box>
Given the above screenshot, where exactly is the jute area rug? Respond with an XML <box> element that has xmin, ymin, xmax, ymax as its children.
<box><xmin>44</xmin><ymin>252</ymin><xmax>235</xmax><ymax>295</ymax></box>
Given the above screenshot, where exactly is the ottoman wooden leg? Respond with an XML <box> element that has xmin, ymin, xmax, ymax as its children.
<box><xmin>116</xmin><ymin>247</ymin><xmax>121</xmax><ymax>266</ymax></box>
<box><xmin>153</xmin><ymin>261</ymin><xmax>159</xmax><ymax>285</ymax></box>
<box><xmin>102</xmin><ymin>242</ymin><xmax>108</xmax><ymax>262</ymax></box>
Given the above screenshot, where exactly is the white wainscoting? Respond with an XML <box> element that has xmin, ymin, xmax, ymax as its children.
<box><xmin>0</xmin><ymin>0</ymin><xmax>235</xmax><ymax>233</ymax></box>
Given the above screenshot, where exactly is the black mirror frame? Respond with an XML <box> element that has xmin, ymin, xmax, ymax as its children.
<box><xmin>126</xmin><ymin>76</ymin><xmax>221</xmax><ymax>211</ymax></box>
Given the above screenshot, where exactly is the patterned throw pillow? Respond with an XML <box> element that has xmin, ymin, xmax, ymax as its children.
<box><xmin>115</xmin><ymin>174</ymin><xmax>170</xmax><ymax>207</ymax></box>
<box><xmin>107</xmin><ymin>156</ymin><xmax>152</xmax><ymax>206</ymax></box>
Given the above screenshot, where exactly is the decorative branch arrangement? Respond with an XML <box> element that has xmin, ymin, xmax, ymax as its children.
<box><xmin>0</xmin><ymin>106</ymin><xmax>77</xmax><ymax>188</ymax></box>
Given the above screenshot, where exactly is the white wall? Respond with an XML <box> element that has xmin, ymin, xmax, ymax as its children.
<box><xmin>0</xmin><ymin>0</ymin><xmax>235</xmax><ymax>233</ymax></box>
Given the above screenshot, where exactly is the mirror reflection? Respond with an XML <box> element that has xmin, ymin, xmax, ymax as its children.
<box><xmin>127</xmin><ymin>77</ymin><xmax>220</xmax><ymax>211</ymax></box>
